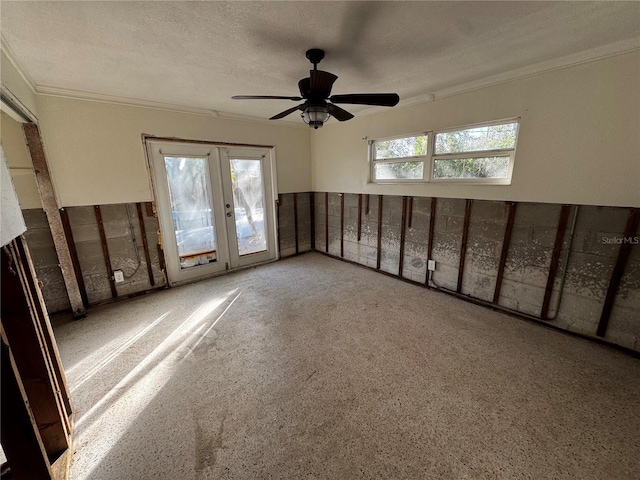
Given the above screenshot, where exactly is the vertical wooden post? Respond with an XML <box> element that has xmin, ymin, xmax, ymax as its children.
<box><xmin>399</xmin><ymin>196</ymin><xmax>408</xmax><ymax>278</ymax></box>
<box><xmin>365</xmin><ymin>194</ymin><xmax>370</xmax><ymax>215</ymax></box>
<box><xmin>59</xmin><ymin>207</ymin><xmax>89</xmax><ymax>308</ymax></box>
<box><xmin>426</xmin><ymin>197</ymin><xmax>437</xmax><ymax>285</ymax></box>
<box><xmin>376</xmin><ymin>195</ymin><xmax>383</xmax><ymax>270</ymax></box>
<box><xmin>325</xmin><ymin>192</ymin><xmax>329</xmax><ymax>253</ymax></box>
<box><xmin>293</xmin><ymin>193</ymin><xmax>299</xmax><ymax>254</ymax></box>
<box><xmin>23</xmin><ymin>123</ymin><xmax>86</xmax><ymax>318</ymax></box>
<box><xmin>94</xmin><ymin>205</ymin><xmax>118</xmax><ymax>298</ymax></box>
<box><xmin>340</xmin><ymin>194</ymin><xmax>344</xmax><ymax>257</ymax></box>
<box><xmin>2</xmin><ymin>240</ymin><xmax>70</xmax><ymax>456</ymax></box>
<box><xmin>310</xmin><ymin>192</ymin><xmax>316</xmax><ymax>250</ymax></box>
<box><xmin>407</xmin><ymin>196</ymin><xmax>414</xmax><ymax>229</ymax></box>
<box><xmin>14</xmin><ymin>238</ymin><xmax>73</xmax><ymax>418</ymax></box>
<box><xmin>276</xmin><ymin>194</ymin><xmax>282</xmax><ymax>255</ymax></box>
<box><xmin>457</xmin><ymin>199</ymin><xmax>473</xmax><ymax>293</ymax></box>
<box><xmin>1</xmin><ymin>330</ymin><xmax>52</xmax><ymax>479</ymax></box>
<box><xmin>136</xmin><ymin>202</ymin><xmax>156</xmax><ymax>287</ymax></box>
<box><xmin>596</xmin><ymin>208</ymin><xmax>640</xmax><ymax>337</ymax></box>
<box><xmin>357</xmin><ymin>194</ymin><xmax>362</xmax><ymax>242</ymax></box>
<box><xmin>541</xmin><ymin>205</ymin><xmax>571</xmax><ymax>319</ymax></box>
<box><xmin>493</xmin><ymin>202</ymin><xmax>517</xmax><ymax>304</ymax></box>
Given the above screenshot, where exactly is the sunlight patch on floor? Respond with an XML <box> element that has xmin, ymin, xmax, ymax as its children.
<box><xmin>70</xmin><ymin>291</ymin><xmax>241</xmax><ymax>480</ymax></box>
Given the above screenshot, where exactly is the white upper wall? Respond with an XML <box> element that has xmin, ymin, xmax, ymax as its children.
<box><xmin>36</xmin><ymin>96</ymin><xmax>311</xmax><ymax>207</ymax></box>
<box><xmin>312</xmin><ymin>51</ymin><xmax>640</xmax><ymax>207</ymax></box>
<box><xmin>1</xmin><ymin>50</ymin><xmax>38</xmax><ymax>118</ymax></box>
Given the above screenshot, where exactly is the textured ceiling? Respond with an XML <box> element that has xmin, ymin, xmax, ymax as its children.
<box><xmin>2</xmin><ymin>1</ymin><xmax>639</xmax><ymax>122</ymax></box>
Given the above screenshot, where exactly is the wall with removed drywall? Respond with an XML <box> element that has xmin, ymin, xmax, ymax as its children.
<box><xmin>312</xmin><ymin>51</ymin><xmax>640</xmax><ymax>207</ymax></box>
<box><xmin>307</xmin><ymin>191</ymin><xmax>639</xmax><ymax>353</ymax></box>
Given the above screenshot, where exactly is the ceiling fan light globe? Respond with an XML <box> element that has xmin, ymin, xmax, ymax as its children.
<box><xmin>301</xmin><ymin>105</ymin><xmax>331</xmax><ymax>128</ymax></box>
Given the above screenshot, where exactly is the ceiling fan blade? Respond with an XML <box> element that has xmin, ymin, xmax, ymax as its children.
<box><xmin>310</xmin><ymin>70</ymin><xmax>338</xmax><ymax>97</ymax></box>
<box><xmin>327</xmin><ymin>104</ymin><xmax>354</xmax><ymax>122</ymax></box>
<box><xmin>269</xmin><ymin>105</ymin><xmax>303</xmax><ymax>120</ymax></box>
<box><xmin>329</xmin><ymin>93</ymin><xmax>400</xmax><ymax>106</ymax></box>
<box><xmin>232</xmin><ymin>95</ymin><xmax>302</xmax><ymax>101</ymax></box>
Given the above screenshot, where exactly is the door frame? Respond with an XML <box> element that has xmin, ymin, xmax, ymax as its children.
<box><xmin>143</xmin><ymin>136</ymin><xmax>279</xmax><ymax>286</ymax></box>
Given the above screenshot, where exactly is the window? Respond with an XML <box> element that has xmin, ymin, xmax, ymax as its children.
<box><xmin>370</xmin><ymin>134</ymin><xmax>428</xmax><ymax>181</ymax></box>
<box><xmin>432</xmin><ymin>121</ymin><xmax>518</xmax><ymax>183</ymax></box>
<box><xmin>370</xmin><ymin>119</ymin><xmax>519</xmax><ymax>184</ymax></box>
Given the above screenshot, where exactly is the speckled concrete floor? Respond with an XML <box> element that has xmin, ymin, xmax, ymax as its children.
<box><xmin>54</xmin><ymin>253</ymin><xmax>640</xmax><ymax>479</ymax></box>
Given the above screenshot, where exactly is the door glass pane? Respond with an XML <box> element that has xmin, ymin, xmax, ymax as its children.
<box><xmin>164</xmin><ymin>156</ymin><xmax>217</xmax><ymax>269</ymax></box>
<box><xmin>230</xmin><ymin>159</ymin><xmax>267</xmax><ymax>256</ymax></box>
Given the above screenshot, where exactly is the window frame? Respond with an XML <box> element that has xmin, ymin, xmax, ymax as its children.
<box><xmin>369</xmin><ymin>118</ymin><xmax>520</xmax><ymax>185</ymax></box>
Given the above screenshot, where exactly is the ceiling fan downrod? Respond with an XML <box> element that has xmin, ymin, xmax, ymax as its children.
<box><xmin>305</xmin><ymin>48</ymin><xmax>324</xmax><ymax>70</ymax></box>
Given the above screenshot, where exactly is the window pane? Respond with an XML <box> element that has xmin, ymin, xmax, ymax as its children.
<box><xmin>375</xmin><ymin>135</ymin><xmax>428</xmax><ymax>159</ymax></box>
<box><xmin>433</xmin><ymin>156</ymin><xmax>510</xmax><ymax>179</ymax></box>
<box><xmin>230</xmin><ymin>159</ymin><xmax>267</xmax><ymax>256</ymax></box>
<box><xmin>164</xmin><ymin>156</ymin><xmax>217</xmax><ymax>269</ymax></box>
<box><xmin>374</xmin><ymin>161</ymin><xmax>424</xmax><ymax>180</ymax></box>
<box><xmin>435</xmin><ymin>122</ymin><xmax>517</xmax><ymax>154</ymax></box>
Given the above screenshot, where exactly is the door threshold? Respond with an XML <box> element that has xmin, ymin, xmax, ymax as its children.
<box><xmin>168</xmin><ymin>257</ymin><xmax>279</xmax><ymax>288</ymax></box>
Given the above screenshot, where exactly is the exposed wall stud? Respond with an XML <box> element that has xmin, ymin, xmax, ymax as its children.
<box><xmin>59</xmin><ymin>207</ymin><xmax>88</xmax><ymax>307</ymax></box>
<box><xmin>276</xmin><ymin>194</ymin><xmax>282</xmax><ymax>255</ymax></box>
<box><xmin>94</xmin><ymin>205</ymin><xmax>118</xmax><ymax>298</ymax></box>
<box><xmin>310</xmin><ymin>192</ymin><xmax>316</xmax><ymax>250</ymax></box>
<box><xmin>399</xmin><ymin>196</ymin><xmax>408</xmax><ymax>278</ymax></box>
<box><xmin>23</xmin><ymin>123</ymin><xmax>86</xmax><ymax>318</ymax></box>
<box><xmin>145</xmin><ymin>201</ymin><xmax>154</xmax><ymax>217</ymax></box>
<box><xmin>2</xmin><ymin>240</ymin><xmax>70</xmax><ymax>455</ymax></box>
<box><xmin>14</xmin><ymin>238</ymin><xmax>73</xmax><ymax>418</ymax></box>
<box><xmin>457</xmin><ymin>199</ymin><xmax>473</xmax><ymax>293</ymax></box>
<box><xmin>357</xmin><ymin>194</ymin><xmax>362</xmax><ymax>242</ymax></box>
<box><xmin>376</xmin><ymin>195</ymin><xmax>383</xmax><ymax>270</ymax></box>
<box><xmin>293</xmin><ymin>193</ymin><xmax>299</xmax><ymax>254</ymax></box>
<box><xmin>136</xmin><ymin>203</ymin><xmax>156</xmax><ymax>287</ymax></box>
<box><xmin>426</xmin><ymin>197</ymin><xmax>437</xmax><ymax>285</ymax></box>
<box><xmin>493</xmin><ymin>202</ymin><xmax>517</xmax><ymax>304</ymax></box>
<box><xmin>1</xmin><ymin>332</ymin><xmax>52</xmax><ymax>480</ymax></box>
<box><xmin>340</xmin><ymin>194</ymin><xmax>344</xmax><ymax>257</ymax></box>
<box><xmin>541</xmin><ymin>205</ymin><xmax>571</xmax><ymax>319</ymax></box>
<box><xmin>597</xmin><ymin>208</ymin><xmax>640</xmax><ymax>337</ymax></box>
<box><xmin>325</xmin><ymin>192</ymin><xmax>329</xmax><ymax>253</ymax></box>
<box><xmin>365</xmin><ymin>194</ymin><xmax>370</xmax><ymax>215</ymax></box>
<box><xmin>407</xmin><ymin>196</ymin><xmax>414</xmax><ymax>229</ymax></box>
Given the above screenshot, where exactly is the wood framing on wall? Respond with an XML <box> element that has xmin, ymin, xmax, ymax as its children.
<box><xmin>1</xmin><ymin>236</ymin><xmax>73</xmax><ymax>479</ymax></box>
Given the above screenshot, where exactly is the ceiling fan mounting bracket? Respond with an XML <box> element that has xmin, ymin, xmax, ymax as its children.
<box><xmin>306</xmin><ymin>48</ymin><xmax>325</xmax><ymax>68</ymax></box>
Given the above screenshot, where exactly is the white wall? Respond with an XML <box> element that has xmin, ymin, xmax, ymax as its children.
<box><xmin>0</xmin><ymin>112</ymin><xmax>42</xmax><ymax>208</ymax></box>
<box><xmin>1</xmin><ymin>50</ymin><xmax>38</xmax><ymax>118</ymax></box>
<box><xmin>312</xmin><ymin>51</ymin><xmax>640</xmax><ymax>207</ymax></box>
<box><xmin>36</xmin><ymin>96</ymin><xmax>311</xmax><ymax>207</ymax></box>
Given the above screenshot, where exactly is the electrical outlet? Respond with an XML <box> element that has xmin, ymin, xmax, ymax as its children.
<box><xmin>113</xmin><ymin>270</ymin><xmax>125</xmax><ymax>283</ymax></box>
<box><xmin>427</xmin><ymin>259</ymin><xmax>436</xmax><ymax>271</ymax></box>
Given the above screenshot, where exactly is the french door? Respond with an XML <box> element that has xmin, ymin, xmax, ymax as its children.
<box><xmin>147</xmin><ymin>140</ymin><xmax>277</xmax><ymax>285</ymax></box>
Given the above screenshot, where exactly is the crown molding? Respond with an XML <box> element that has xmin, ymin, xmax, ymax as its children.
<box><xmin>355</xmin><ymin>37</ymin><xmax>640</xmax><ymax>117</ymax></box>
<box><xmin>35</xmin><ymin>85</ymin><xmax>307</xmax><ymax>128</ymax></box>
<box><xmin>36</xmin><ymin>85</ymin><xmax>219</xmax><ymax>116</ymax></box>
<box><xmin>0</xmin><ymin>34</ymin><xmax>37</xmax><ymax>94</ymax></box>
<box><xmin>432</xmin><ymin>37</ymin><xmax>640</xmax><ymax>102</ymax></box>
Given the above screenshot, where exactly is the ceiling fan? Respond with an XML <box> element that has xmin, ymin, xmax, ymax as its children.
<box><xmin>232</xmin><ymin>49</ymin><xmax>400</xmax><ymax>129</ymax></box>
